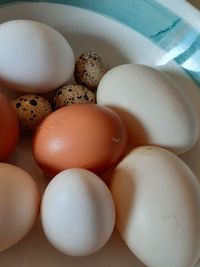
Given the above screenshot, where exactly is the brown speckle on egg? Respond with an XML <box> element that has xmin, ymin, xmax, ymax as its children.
<box><xmin>53</xmin><ymin>84</ymin><xmax>96</xmax><ymax>110</ymax></box>
<box><xmin>11</xmin><ymin>94</ymin><xmax>52</xmax><ymax>133</ymax></box>
<box><xmin>16</xmin><ymin>102</ymin><xmax>21</xmax><ymax>108</ymax></box>
<box><xmin>74</xmin><ymin>51</ymin><xmax>107</xmax><ymax>90</ymax></box>
<box><xmin>29</xmin><ymin>99</ymin><xmax>38</xmax><ymax>106</ymax></box>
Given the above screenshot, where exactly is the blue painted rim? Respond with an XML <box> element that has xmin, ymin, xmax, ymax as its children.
<box><xmin>0</xmin><ymin>0</ymin><xmax>200</xmax><ymax>87</ymax></box>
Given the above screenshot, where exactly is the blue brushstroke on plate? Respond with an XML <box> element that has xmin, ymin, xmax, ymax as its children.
<box><xmin>150</xmin><ymin>18</ymin><xmax>181</xmax><ymax>40</ymax></box>
<box><xmin>0</xmin><ymin>0</ymin><xmax>199</xmax><ymax>86</ymax></box>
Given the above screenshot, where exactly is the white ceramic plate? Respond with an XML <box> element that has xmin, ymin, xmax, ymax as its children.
<box><xmin>0</xmin><ymin>1</ymin><xmax>200</xmax><ymax>266</ymax></box>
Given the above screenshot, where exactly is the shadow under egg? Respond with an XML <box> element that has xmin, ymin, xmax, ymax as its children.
<box><xmin>107</xmin><ymin>105</ymin><xmax>149</xmax><ymax>149</ymax></box>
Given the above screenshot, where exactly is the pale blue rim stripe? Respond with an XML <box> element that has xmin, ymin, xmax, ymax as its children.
<box><xmin>0</xmin><ymin>0</ymin><xmax>200</xmax><ymax>87</ymax></box>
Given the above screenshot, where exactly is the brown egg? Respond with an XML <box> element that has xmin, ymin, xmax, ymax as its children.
<box><xmin>0</xmin><ymin>92</ymin><xmax>19</xmax><ymax>161</ymax></box>
<box><xmin>74</xmin><ymin>51</ymin><xmax>107</xmax><ymax>90</ymax></box>
<box><xmin>11</xmin><ymin>94</ymin><xmax>52</xmax><ymax>132</ymax></box>
<box><xmin>32</xmin><ymin>104</ymin><xmax>127</xmax><ymax>175</ymax></box>
<box><xmin>53</xmin><ymin>84</ymin><xmax>96</xmax><ymax>109</ymax></box>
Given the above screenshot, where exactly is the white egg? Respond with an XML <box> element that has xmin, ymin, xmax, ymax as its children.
<box><xmin>0</xmin><ymin>163</ymin><xmax>40</xmax><ymax>251</ymax></box>
<box><xmin>97</xmin><ymin>64</ymin><xmax>199</xmax><ymax>155</ymax></box>
<box><xmin>0</xmin><ymin>20</ymin><xmax>74</xmax><ymax>93</ymax></box>
<box><xmin>41</xmin><ymin>168</ymin><xmax>115</xmax><ymax>256</ymax></box>
<box><xmin>110</xmin><ymin>146</ymin><xmax>200</xmax><ymax>267</ymax></box>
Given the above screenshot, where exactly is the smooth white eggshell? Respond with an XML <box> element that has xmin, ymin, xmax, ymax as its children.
<box><xmin>0</xmin><ymin>163</ymin><xmax>40</xmax><ymax>251</ymax></box>
<box><xmin>0</xmin><ymin>20</ymin><xmax>74</xmax><ymax>93</ymax></box>
<box><xmin>41</xmin><ymin>168</ymin><xmax>115</xmax><ymax>256</ymax></box>
<box><xmin>97</xmin><ymin>64</ymin><xmax>199</xmax><ymax>155</ymax></box>
<box><xmin>110</xmin><ymin>146</ymin><xmax>200</xmax><ymax>267</ymax></box>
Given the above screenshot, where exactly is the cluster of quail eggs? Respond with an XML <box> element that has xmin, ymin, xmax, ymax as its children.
<box><xmin>12</xmin><ymin>51</ymin><xmax>107</xmax><ymax>133</ymax></box>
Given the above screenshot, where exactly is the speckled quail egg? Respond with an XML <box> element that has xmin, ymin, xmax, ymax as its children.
<box><xmin>53</xmin><ymin>84</ymin><xmax>96</xmax><ymax>109</ymax></box>
<box><xmin>11</xmin><ymin>94</ymin><xmax>52</xmax><ymax>132</ymax></box>
<box><xmin>74</xmin><ymin>51</ymin><xmax>107</xmax><ymax>90</ymax></box>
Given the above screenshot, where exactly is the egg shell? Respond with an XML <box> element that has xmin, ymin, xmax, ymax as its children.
<box><xmin>0</xmin><ymin>163</ymin><xmax>40</xmax><ymax>251</ymax></box>
<box><xmin>0</xmin><ymin>20</ymin><xmax>75</xmax><ymax>93</ymax></box>
<box><xmin>110</xmin><ymin>146</ymin><xmax>200</xmax><ymax>267</ymax></box>
<box><xmin>41</xmin><ymin>168</ymin><xmax>115</xmax><ymax>256</ymax></box>
<box><xmin>53</xmin><ymin>84</ymin><xmax>96</xmax><ymax>109</ymax></box>
<box><xmin>32</xmin><ymin>103</ymin><xmax>127</xmax><ymax>174</ymax></box>
<box><xmin>0</xmin><ymin>92</ymin><xmax>19</xmax><ymax>161</ymax></box>
<box><xmin>11</xmin><ymin>94</ymin><xmax>52</xmax><ymax>132</ymax></box>
<box><xmin>97</xmin><ymin>64</ymin><xmax>199</xmax><ymax>155</ymax></box>
<box><xmin>74</xmin><ymin>51</ymin><xmax>107</xmax><ymax>90</ymax></box>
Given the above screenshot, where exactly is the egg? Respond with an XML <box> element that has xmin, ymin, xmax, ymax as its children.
<box><xmin>53</xmin><ymin>84</ymin><xmax>96</xmax><ymax>109</ymax></box>
<box><xmin>0</xmin><ymin>92</ymin><xmax>19</xmax><ymax>161</ymax></box>
<box><xmin>74</xmin><ymin>51</ymin><xmax>107</xmax><ymax>90</ymax></box>
<box><xmin>110</xmin><ymin>146</ymin><xmax>200</xmax><ymax>267</ymax></box>
<box><xmin>32</xmin><ymin>104</ymin><xmax>127</xmax><ymax>174</ymax></box>
<box><xmin>0</xmin><ymin>20</ymin><xmax>74</xmax><ymax>93</ymax></box>
<box><xmin>97</xmin><ymin>64</ymin><xmax>199</xmax><ymax>155</ymax></box>
<box><xmin>41</xmin><ymin>168</ymin><xmax>115</xmax><ymax>256</ymax></box>
<box><xmin>0</xmin><ymin>163</ymin><xmax>40</xmax><ymax>251</ymax></box>
<box><xmin>11</xmin><ymin>94</ymin><xmax>52</xmax><ymax>132</ymax></box>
